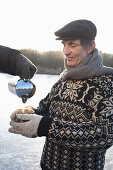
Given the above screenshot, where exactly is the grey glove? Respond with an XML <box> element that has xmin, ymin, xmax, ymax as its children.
<box><xmin>9</xmin><ymin>114</ymin><xmax>43</xmax><ymax>138</ymax></box>
<box><xmin>15</xmin><ymin>53</ymin><xmax>37</xmax><ymax>79</ymax></box>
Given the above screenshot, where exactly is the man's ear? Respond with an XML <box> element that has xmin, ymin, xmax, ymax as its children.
<box><xmin>88</xmin><ymin>40</ymin><xmax>95</xmax><ymax>54</ymax></box>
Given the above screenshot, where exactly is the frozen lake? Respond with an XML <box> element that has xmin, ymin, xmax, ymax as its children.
<box><xmin>0</xmin><ymin>73</ymin><xmax>113</xmax><ymax>170</ymax></box>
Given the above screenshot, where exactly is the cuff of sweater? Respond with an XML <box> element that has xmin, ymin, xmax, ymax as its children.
<box><xmin>37</xmin><ymin>116</ymin><xmax>53</xmax><ymax>137</ymax></box>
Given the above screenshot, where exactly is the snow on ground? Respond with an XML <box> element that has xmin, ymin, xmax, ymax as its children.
<box><xmin>0</xmin><ymin>73</ymin><xmax>113</xmax><ymax>170</ymax></box>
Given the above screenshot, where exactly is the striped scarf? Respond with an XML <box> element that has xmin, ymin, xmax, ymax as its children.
<box><xmin>60</xmin><ymin>48</ymin><xmax>113</xmax><ymax>80</ymax></box>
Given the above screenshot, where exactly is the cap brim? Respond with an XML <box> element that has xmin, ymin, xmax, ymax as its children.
<box><xmin>55</xmin><ymin>37</ymin><xmax>80</xmax><ymax>40</ymax></box>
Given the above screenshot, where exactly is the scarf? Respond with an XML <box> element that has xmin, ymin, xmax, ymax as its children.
<box><xmin>60</xmin><ymin>48</ymin><xmax>113</xmax><ymax>80</ymax></box>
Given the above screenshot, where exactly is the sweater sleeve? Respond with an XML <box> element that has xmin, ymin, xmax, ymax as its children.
<box><xmin>35</xmin><ymin>93</ymin><xmax>51</xmax><ymax>116</ymax></box>
<box><xmin>47</xmin><ymin>117</ymin><xmax>113</xmax><ymax>151</ymax></box>
<box><xmin>38</xmin><ymin>111</ymin><xmax>113</xmax><ymax>151</ymax></box>
<box><xmin>35</xmin><ymin>79</ymin><xmax>61</xmax><ymax>116</ymax></box>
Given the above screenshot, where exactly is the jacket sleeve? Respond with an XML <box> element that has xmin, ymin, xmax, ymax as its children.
<box><xmin>0</xmin><ymin>45</ymin><xmax>20</xmax><ymax>75</ymax></box>
<box><xmin>37</xmin><ymin>81</ymin><xmax>113</xmax><ymax>151</ymax></box>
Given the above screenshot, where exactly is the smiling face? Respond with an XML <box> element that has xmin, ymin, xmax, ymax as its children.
<box><xmin>62</xmin><ymin>40</ymin><xmax>95</xmax><ymax>67</ymax></box>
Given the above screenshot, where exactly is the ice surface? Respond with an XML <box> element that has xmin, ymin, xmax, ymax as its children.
<box><xmin>0</xmin><ymin>73</ymin><xmax>112</xmax><ymax>170</ymax></box>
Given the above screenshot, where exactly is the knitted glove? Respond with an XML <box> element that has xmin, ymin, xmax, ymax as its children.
<box><xmin>9</xmin><ymin>114</ymin><xmax>43</xmax><ymax>138</ymax></box>
<box><xmin>15</xmin><ymin>53</ymin><xmax>37</xmax><ymax>79</ymax></box>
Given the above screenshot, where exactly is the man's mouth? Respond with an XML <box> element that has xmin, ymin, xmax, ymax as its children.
<box><xmin>67</xmin><ymin>56</ymin><xmax>74</xmax><ymax>60</ymax></box>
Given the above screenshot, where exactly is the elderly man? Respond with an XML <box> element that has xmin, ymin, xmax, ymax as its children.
<box><xmin>0</xmin><ymin>45</ymin><xmax>37</xmax><ymax>79</ymax></box>
<box><xmin>9</xmin><ymin>19</ymin><xmax>113</xmax><ymax>170</ymax></box>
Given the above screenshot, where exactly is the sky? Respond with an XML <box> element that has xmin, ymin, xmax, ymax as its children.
<box><xmin>0</xmin><ymin>0</ymin><xmax>113</xmax><ymax>53</ymax></box>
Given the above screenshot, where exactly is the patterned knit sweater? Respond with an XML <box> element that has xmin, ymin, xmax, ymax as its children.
<box><xmin>36</xmin><ymin>74</ymin><xmax>113</xmax><ymax>170</ymax></box>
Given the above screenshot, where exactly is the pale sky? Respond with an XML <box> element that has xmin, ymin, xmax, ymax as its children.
<box><xmin>0</xmin><ymin>0</ymin><xmax>113</xmax><ymax>53</ymax></box>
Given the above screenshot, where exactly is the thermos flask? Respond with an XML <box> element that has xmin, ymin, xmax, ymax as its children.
<box><xmin>8</xmin><ymin>79</ymin><xmax>36</xmax><ymax>103</ymax></box>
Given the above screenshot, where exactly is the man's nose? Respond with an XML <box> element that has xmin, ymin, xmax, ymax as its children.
<box><xmin>63</xmin><ymin>47</ymin><xmax>71</xmax><ymax>55</ymax></box>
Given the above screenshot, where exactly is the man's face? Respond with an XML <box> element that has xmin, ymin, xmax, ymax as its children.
<box><xmin>62</xmin><ymin>40</ymin><xmax>89</xmax><ymax>67</ymax></box>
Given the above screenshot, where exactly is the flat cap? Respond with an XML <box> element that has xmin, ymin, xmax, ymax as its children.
<box><xmin>55</xmin><ymin>19</ymin><xmax>97</xmax><ymax>40</ymax></box>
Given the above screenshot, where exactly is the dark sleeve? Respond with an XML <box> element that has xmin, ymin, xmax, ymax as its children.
<box><xmin>0</xmin><ymin>45</ymin><xmax>20</xmax><ymax>75</ymax></box>
<box><xmin>37</xmin><ymin>116</ymin><xmax>53</xmax><ymax>136</ymax></box>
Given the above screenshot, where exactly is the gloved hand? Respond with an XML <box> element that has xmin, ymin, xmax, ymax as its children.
<box><xmin>9</xmin><ymin>114</ymin><xmax>43</xmax><ymax>138</ymax></box>
<box><xmin>15</xmin><ymin>53</ymin><xmax>37</xmax><ymax>79</ymax></box>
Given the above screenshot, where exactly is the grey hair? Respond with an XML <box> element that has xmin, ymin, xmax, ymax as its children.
<box><xmin>80</xmin><ymin>39</ymin><xmax>93</xmax><ymax>49</ymax></box>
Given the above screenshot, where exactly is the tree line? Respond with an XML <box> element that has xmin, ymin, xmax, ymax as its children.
<box><xmin>20</xmin><ymin>48</ymin><xmax>113</xmax><ymax>75</ymax></box>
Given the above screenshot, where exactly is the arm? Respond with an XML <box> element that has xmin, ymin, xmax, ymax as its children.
<box><xmin>0</xmin><ymin>45</ymin><xmax>19</xmax><ymax>74</ymax></box>
<box><xmin>35</xmin><ymin>94</ymin><xmax>51</xmax><ymax>116</ymax></box>
<box><xmin>0</xmin><ymin>45</ymin><xmax>37</xmax><ymax>79</ymax></box>
<box><xmin>35</xmin><ymin>79</ymin><xmax>61</xmax><ymax>116</ymax></box>
<box><xmin>38</xmin><ymin>117</ymin><xmax>113</xmax><ymax>151</ymax></box>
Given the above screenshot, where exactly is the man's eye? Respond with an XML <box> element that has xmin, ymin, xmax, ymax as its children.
<box><xmin>68</xmin><ymin>42</ymin><xmax>75</xmax><ymax>47</ymax></box>
<box><xmin>70</xmin><ymin>43</ymin><xmax>76</xmax><ymax>47</ymax></box>
<box><xmin>71</xmin><ymin>44</ymin><xmax>76</xmax><ymax>47</ymax></box>
<box><xmin>70</xmin><ymin>43</ymin><xmax>80</xmax><ymax>47</ymax></box>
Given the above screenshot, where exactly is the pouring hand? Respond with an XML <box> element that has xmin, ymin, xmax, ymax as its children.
<box><xmin>15</xmin><ymin>53</ymin><xmax>37</xmax><ymax>79</ymax></box>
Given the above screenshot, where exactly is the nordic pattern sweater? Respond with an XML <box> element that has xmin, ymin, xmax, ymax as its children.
<box><xmin>36</xmin><ymin>74</ymin><xmax>113</xmax><ymax>170</ymax></box>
